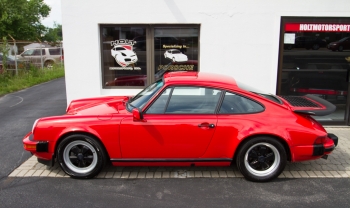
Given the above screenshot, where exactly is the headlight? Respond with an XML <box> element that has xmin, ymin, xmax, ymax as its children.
<box><xmin>32</xmin><ymin>119</ymin><xmax>39</xmax><ymax>133</ymax></box>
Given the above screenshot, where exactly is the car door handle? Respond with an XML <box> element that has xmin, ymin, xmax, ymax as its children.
<box><xmin>198</xmin><ymin>123</ymin><xmax>215</xmax><ymax>128</ymax></box>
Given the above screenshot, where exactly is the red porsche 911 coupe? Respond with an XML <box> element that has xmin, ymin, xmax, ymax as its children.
<box><xmin>23</xmin><ymin>71</ymin><xmax>338</xmax><ymax>182</ymax></box>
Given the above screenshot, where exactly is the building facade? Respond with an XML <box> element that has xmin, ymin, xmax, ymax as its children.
<box><xmin>61</xmin><ymin>0</ymin><xmax>350</xmax><ymax>125</ymax></box>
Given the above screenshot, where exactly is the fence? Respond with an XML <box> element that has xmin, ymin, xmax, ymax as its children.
<box><xmin>0</xmin><ymin>39</ymin><xmax>63</xmax><ymax>75</ymax></box>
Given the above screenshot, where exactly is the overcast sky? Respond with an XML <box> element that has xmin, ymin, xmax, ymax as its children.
<box><xmin>41</xmin><ymin>0</ymin><xmax>62</xmax><ymax>28</ymax></box>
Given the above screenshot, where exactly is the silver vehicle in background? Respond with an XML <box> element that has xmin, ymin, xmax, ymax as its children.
<box><xmin>17</xmin><ymin>47</ymin><xmax>63</xmax><ymax>68</ymax></box>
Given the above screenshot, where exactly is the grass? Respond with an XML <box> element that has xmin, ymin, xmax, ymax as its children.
<box><xmin>0</xmin><ymin>64</ymin><xmax>65</xmax><ymax>97</ymax></box>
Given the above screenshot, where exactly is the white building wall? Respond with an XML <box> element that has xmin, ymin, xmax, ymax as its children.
<box><xmin>61</xmin><ymin>0</ymin><xmax>350</xmax><ymax>104</ymax></box>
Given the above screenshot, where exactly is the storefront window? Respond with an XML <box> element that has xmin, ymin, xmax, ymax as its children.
<box><xmin>101</xmin><ymin>25</ymin><xmax>200</xmax><ymax>88</ymax></box>
<box><xmin>154</xmin><ymin>27</ymin><xmax>199</xmax><ymax>75</ymax></box>
<box><xmin>101</xmin><ymin>26</ymin><xmax>147</xmax><ymax>87</ymax></box>
<box><xmin>278</xmin><ymin>17</ymin><xmax>350</xmax><ymax>124</ymax></box>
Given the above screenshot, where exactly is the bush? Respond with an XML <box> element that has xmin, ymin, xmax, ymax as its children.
<box><xmin>0</xmin><ymin>64</ymin><xmax>65</xmax><ymax>96</ymax></box>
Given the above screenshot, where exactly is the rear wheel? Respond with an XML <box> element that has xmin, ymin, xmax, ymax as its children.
<box><xmin>236</xmin><ymin>136</ymin><xmax>287</xmax><ymax>182</ymax></box>
<box><xmin>57</xmin><ymin>134</ymin><xmax>106</xmax><ymax>179</ymax></box>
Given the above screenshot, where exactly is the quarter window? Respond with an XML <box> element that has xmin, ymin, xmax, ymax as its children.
<box><xmin>146</xmin><ymin>88</ymin><xmax>172</xmax><ymax>114</ymax></box>
<box><xmin>219</xmin><ymin>92</ymin><xmax>264</xmax><ymax>114</ymax></box>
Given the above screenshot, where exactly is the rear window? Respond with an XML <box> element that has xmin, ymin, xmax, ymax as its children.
<box><xmin>48</xmin><ymin>48</ymin><xmax>63</xmax><ymax>55</ymax></box>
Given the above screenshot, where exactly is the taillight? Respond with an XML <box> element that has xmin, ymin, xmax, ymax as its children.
<box><xmin>314</xmin><ymin>135</ymin><xmax>327</xmax><ymax>144</ymax></box>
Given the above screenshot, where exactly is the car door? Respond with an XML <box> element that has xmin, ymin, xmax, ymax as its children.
<box><xmin>120</xmin><ymin>86</ymin><xmax>222</xmax><ymax>158</ymax></box>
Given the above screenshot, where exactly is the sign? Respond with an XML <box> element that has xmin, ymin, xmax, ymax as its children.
<box><xmin>110</xmin><ymin>39</ymin><xmax>138</xmax><ymax>69</ymax></box>
<box><xmin>284</xmin><ymin>33</ymin><xmax>295</xmax><ymax>44</ymax></box>
<box><xmin>285</xmin><ymin>23</ymin><xmax>350</xmax><ymax>32</ymax></box>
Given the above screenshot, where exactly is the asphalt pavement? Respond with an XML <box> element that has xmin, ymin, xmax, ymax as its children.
<box><xmin>0</xmin><ymin>78</ymin><xmax>67</xmax><ymax>180</ymax></box>
<box><xmin>0</xmin><ymin>77</ymin><xmax>350</xmax><ymax>207</ymax></box>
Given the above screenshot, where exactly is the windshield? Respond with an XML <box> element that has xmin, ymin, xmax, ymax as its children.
<box><xmin>338</xmin><ymin>37</ymin><xmax>349</xmax><ymax>42</ymax></box>
<box><xmin>127</xmin><ymin>79</ymin><xmax>164</xmax><ymax>111</ymax></box>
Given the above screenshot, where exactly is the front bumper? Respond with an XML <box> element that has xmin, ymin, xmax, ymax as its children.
<box><xmin>23</xmin><ymin>132</ymin><xmax>49</xmax><ymax>152</ymax></box>
<box><xmin>23</xmin><ymin>132</ymin><xmax>54</xmax><ymax>166</ymax></box>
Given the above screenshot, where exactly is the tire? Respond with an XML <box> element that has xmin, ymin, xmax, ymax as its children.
<box><xmin>236</xmin><ymin>136</ymin><xmax>287</xmax><ymax>182</ymax></box>
<box><xmin>312</xmin><ymin>44</ymin><xmax>320</xmax><ymax>50</ymax></box>
<box><xmin>57</xmin><ymin>134</ymin><xmax>106</xmax><ymax>179</ymax></box>
<box><xmin>44</xmin><ymin>61</ymin><xmax>54</xmax><ymax>68</ymax></box>
<box><xmin>286</xmin><ymin>45</ymin><xmax>293</xmax><ymax>50</ymax></box>
<box><xmin>338</xmin><ymin>46</ymin><xmax>343</xmax><ymax>52</ymax></box>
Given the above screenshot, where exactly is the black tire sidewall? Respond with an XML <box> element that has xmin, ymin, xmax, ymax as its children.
<box><xmin>57</xmin><ymin>134</ymin><xmax>106</xmax><ymax>179</ymax></box>
<box><xmin>236</xmin><ymin>137</ymin><xmax>287</xmax><ymax>182</ymax></box>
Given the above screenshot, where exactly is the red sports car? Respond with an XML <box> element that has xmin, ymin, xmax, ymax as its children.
<box><xmin>23</xmin><ymin>71</ymin><xmax>338</xmax><ymax>182</ymax></box>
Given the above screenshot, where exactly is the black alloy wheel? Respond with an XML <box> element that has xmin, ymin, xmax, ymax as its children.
<box><xmin>236</xmin><ymin>136</ymin><xmax>287</xmax><ymax>182</ymax></box>
<box><xmin>57</xmin><ymin>134</ymin><xmax>106</xmax><ymax>179</ymax></box>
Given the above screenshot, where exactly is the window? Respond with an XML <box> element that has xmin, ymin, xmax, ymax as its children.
<box><xmin>278</xmin><ymin>17</ymin><xmax>350</xmax><ymax>123</ymax></box>
<box><xmin>219</xmin><ymin>92</ymin><xmax>264</xmax><ymax>114</ymax></box>
<box><xmin>147</xmin><ymin>86</ymin><xmax>221</xmax><ymax>114</ymax></box>
<box><xmin>146</xmin><ymin>88</ymin><xmax>172</xmax><ymax>114</ymax></box>
<box><xmin>32</xmin><ymin>49</ymin><xmax>45</xmax><ymax>56</ymax></box>
<box><xmin>100</xmin><ymin>24</ymin><xmax>200</xmax><ymax>88</ymax></box>
<box><xmin>48</xmin><ymin>48</ymin><xmax>63</xmax><ymax>55</ymax></box>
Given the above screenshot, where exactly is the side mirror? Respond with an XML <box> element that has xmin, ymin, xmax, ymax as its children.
<box><xmin>132</xmin><ymin>108</ymin><xmax>143</xmax><ymax>121</ymax></box>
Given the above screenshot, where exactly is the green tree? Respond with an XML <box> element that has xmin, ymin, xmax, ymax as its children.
<box><xmin>43</xmin><ymin>23</ymin><xmax>62</xmax><ymax>44</ymax></box>
<box><xmin>0</xmin><ymin>0</ymin><xmax>51</xmax><ymax>40</ymax></box>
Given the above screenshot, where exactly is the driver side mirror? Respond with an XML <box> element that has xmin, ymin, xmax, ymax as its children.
<box><xmin>132</xmin><ymin>108</ymin><xmax>143</xmax><ymax>121</ymax></box>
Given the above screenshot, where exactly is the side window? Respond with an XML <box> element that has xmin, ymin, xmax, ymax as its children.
<box><xmin>165</xmin><ymin>87</ymin><xmax>221</xmax><ymax>114</ymax></box>
<box><xmin>219</xmin><ymin>92</ymin><xmax>264</xmax><ymax>114</ymax></box>
<box><xmin>32</xmin><ymin>49</ymin><xmax>46</xmax><ymax>56</ymax></box>
<box><xmin>49</xmin><ymin>48</ymin><xmax>61</xmax><ymax>55</ymax></box>
<box><xmin>146</xmin><ymin>88</ymin><xmax>172</xmax><ymax>114</ymax></box>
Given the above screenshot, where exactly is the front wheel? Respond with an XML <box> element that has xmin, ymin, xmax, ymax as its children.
<box><xmin>57</xmin><ymin>134</ymin><xmax>106</xmax><ymax>179</ymax></box>
<box><xmin>236</xmin><ymin>137</ymin><xmax>287</xmax><ymax>182</ymax></box>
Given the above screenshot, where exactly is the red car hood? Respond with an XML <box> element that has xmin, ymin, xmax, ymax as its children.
<box><xmin>66</xmin><ymin>96</ymin><xmax>130</xmax><ymax>115</ymax></box>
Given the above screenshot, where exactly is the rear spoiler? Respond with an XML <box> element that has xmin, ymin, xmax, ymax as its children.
<box><xmin>279</xmin><ymin>94</ymin><xmax>336</xmax><ymax>116</ymax></box>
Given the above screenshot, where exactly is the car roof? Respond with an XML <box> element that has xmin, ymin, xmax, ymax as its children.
<box><xmin>163</xmin><ymin>71</ymin><xmax>238</xmax><ymax>89</ymax></box>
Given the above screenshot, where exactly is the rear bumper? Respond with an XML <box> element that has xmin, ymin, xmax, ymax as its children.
<box><xmin>23</xmin><ymin>132</ymin><xmax>54</xmax><ymax>166</ymax></box>
<box><xmin>313</xmin><ymin>133</ymin><xmax>338</xmax><ymax>156</ymax></box>
<box><xmin>292</xmin><ymin>133</ymin><xmax>338</xmax><ymax>162</ymax></box>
